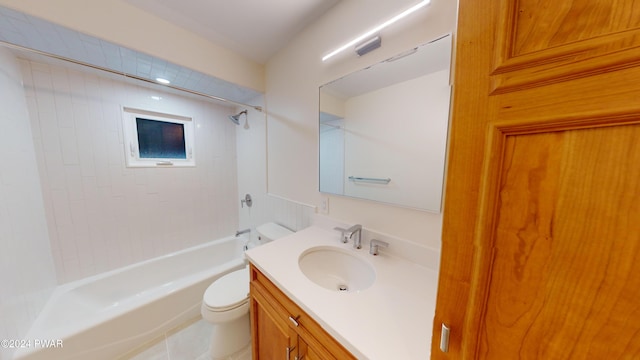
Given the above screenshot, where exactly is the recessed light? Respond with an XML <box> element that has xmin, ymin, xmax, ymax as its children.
<box><xmin>155</xmin><ymin>77</ymin><xmax>170</xmax><ymax>84</ymax></box>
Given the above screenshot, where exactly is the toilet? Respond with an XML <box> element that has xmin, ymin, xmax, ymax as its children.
<box><xmin>201</xmin><ymin>222</ymin><xmax>293</xmax><ymax>359</ymax></box>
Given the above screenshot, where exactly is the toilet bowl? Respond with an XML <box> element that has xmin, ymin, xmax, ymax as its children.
<box><xmin>201</xmin><ymin>222</ymin><xmax>293</xmax><ymax>359</ymax></box>
<box><xmin>201</xmin><ymin>266</ymin><xmax>251</xmax><ymax>359</ymax></box>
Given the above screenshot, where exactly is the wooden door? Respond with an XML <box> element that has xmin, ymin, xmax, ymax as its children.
<box><xmin>432</xmin><ymin>0</ymin><xmax>640</xmax><ymax>359</ymax></box>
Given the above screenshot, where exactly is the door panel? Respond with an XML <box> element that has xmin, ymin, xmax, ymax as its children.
<box><xmin>492</xmin><ymin>0</ymin><xmax>640</xmax><ymax>94</ymax></box>
<box><xmin>433</xmin><ymin>0</ymin><xmax>640</xmax><ymax>358</ymax></box>
<box><xmin>479</xmin><ymin>125</ymin><xmax>640</xmax><ymax>358</ymax></box>
<box><xmin>509</xmin><ymin>1</ymin><xmax>640</xmax><ymax>54</ymax></box>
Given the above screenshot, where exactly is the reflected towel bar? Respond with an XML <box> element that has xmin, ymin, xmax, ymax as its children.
<box><xmin>348</xmin><ymin>176</ymin><xmax>391</xmax><ymax>184</ymax></box>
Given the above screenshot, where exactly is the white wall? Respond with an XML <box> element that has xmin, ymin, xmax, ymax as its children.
<box><xmin>0</xmin><ymin>47</ymin><xmax>56</xmax><ymax>360</ymax></box>
<box><xmin>265</xmin><ymin>0</ymin><xmax>458</xmax><ymax>249</ymax></box>
<box><xmin>21</xmin><ymin>58</ymin><xmax>240</xmax><ymax>283</ymax></box>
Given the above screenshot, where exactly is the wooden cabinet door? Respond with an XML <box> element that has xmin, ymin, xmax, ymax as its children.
<box><xmin>250</xmin><ymin>285</ymin><xmax>296</xmax><ymax>360</ymax></box>
<box><xmin>433</xmin><ymin>0</ymin><xmax>640</xmax><ymax>359</ymax></box>
<box><xmin>249</xmin><ymin>265</ymin><xmax>356</xmax><ymax>359</ymax></box>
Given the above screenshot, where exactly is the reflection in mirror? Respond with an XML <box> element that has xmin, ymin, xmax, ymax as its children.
<box><xmin>319</xmin><ymin>34</ymin><xmax>452</xmax><ymax>212</ymax></box>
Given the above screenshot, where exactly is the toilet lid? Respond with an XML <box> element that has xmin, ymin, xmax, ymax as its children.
<box><xmin>203</xmin><ymin>266</ymin><xmax>250</xmax><ymax>310</ymax></box>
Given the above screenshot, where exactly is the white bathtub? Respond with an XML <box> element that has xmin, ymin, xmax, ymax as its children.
<box><xmin>14</xmin><ymin>235</ymin><xmax>247</xmax><ymax>360</ymax></box>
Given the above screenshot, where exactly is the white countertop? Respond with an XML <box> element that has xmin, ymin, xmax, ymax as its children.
<box><xmin>245</xmin><ymin>225</ymin><xmax>438</xmax><ymax>360</ymax></box>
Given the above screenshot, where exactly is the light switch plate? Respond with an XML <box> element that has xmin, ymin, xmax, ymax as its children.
<box><xmin>320</xmin><ymin>196</ymin><xmax>329</xmax><ymax>214</ymax></box>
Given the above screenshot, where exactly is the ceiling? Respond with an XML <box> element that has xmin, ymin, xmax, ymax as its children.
<box><xmin>124</xmin><ymin>0</ymin><xmax>341</xmax><ymax>64</ymax></box>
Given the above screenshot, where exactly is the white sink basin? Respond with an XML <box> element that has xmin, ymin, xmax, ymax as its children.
<box><xmin>298</xmin><ymin>246</ymin><xmax>375</xmax><ymax>292</ymax></box>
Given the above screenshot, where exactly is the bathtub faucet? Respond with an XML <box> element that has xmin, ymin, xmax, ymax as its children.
<box><xmin>235</xmin><ymin>228</ymin><xmax>251</xmax><ymax>237</ymax></box>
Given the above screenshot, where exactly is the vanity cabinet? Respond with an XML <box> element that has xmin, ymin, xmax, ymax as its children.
<box><xmin>249</xmin><ymin>264</ymin><xmax>355</xmax><ymax>360</ymax></box>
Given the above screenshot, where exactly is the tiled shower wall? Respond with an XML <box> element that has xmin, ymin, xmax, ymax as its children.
<box><xmin>0</xmin><ymin>48</ymin><xmax>56</xmax><ymax>360</ymax></box>
<box><xmin>234</xmin><ymin>108</ymin><xmax>316</xmax><ymax>234</ymax></box>
<box><xmin>22</xmin><ymin>58</ymin><xmax>241</xmax><ymax>283</ymax></box>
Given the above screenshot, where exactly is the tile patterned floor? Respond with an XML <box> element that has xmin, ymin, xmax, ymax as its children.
<box><xmin>119</xmin><ymin>317</ymin><xmax>251</xmax><ymax>360</ymax></box>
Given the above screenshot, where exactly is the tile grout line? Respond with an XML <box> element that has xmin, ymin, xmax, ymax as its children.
<box><xmin>163</xmin><ymin>331</ymin><xmax>171</xmax><ymax>360</ymax></box>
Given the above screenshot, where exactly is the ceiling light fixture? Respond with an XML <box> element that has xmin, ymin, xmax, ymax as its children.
<box><xmin>155</xmin><ymin>77</ymin><xmax>170</xmax><ymax>84</ymax></box>
<box><xmin>322</xmin><ymin>0</ymin><xmax>431</xmax><ymax>62</ymax></box>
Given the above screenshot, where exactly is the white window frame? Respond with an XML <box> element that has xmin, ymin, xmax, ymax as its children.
<box><xmin>122</xmin><ymin>107</ymin><xmax>195</xmax><ymax>168</ymax></box>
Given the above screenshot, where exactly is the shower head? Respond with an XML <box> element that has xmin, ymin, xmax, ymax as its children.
<box><xmin>228</xmin><ymin>110</ymin><xmax>246</xmax><ymax>125</ymax></box>
<box><xmin>228</xmin><ymin>110</ymin><xmax>249</xmax><ymax>129</ymax></box>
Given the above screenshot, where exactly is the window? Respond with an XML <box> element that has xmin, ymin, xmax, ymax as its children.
<box><xmin>122</xmin><ymin>107</ymin><xmax>195</xmax><ymax>167</ymax></box>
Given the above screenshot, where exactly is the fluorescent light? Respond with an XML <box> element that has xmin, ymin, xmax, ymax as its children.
<box><xmin>155</xmin><ymin>77</ymin><xmax>170</xmax><ymax>84</ymax></box>
<box><xmin>322</xmin><ymin>0</ymin><xmax>431</xmax><ymax>62</ymax></box>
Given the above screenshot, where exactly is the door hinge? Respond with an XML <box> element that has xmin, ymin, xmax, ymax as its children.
<box><xmin>286</xmin><ymin>345</ymin><xmax>296</xmax><ymax>360</ymax></box>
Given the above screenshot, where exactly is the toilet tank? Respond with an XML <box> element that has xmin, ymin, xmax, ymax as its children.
<box><xmin>256</xmin><ymin>222</ymin><xmax>293</xmax><ymax>243</ymax></box>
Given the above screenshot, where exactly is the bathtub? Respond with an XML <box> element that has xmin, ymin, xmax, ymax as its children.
<box><xmin>13</xmin><ymin>235</ymin><xmax>248</xmax><ymax>360</ymax></box>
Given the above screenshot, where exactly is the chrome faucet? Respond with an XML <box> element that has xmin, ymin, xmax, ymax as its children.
<box><xmin>369</xmin><ymin>239</ymin><xmax>389</xmax><ymax>256</ymax></box>
<box><xmin>236</xmin><ymin>228</ymin><xmax>252</xmax><ymax>250</ymax></box>
<box><xmin>333</xmin><ymin>224</ymin><xmax>363</xmax><ymax>249</ymax></box>
<box><xmin>235</xmin><ymin>228</ymin><xmax>251</xmax><ymax>237</ymax></box>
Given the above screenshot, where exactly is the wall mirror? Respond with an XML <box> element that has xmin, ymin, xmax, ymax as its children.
<box><xmin>319</xmin><ymin>34</ymin><xmax>452</xmax><ymax>212</ymax></box>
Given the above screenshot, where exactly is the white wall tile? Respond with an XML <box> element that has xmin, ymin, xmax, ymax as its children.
<box><xmin>235</xmin><ymin>106</ymin><xmax>316</xmax><ymax>233</ymax></box>
<box><xmin>59</xmin><ymin>127</ymin><xmax>79</xmax><ymax>165</ymax></box>
<box><xmin>0</xmin><ymin>47</ymin><xmax>56</xmax><ymax>360</ymax></box>
<box><xmin>0</xmin><ymin>48</ymin><xmax>311</xmax><ymax>359</ymax></box>
<box><xmin>65</xmin><ymin>166</ymin><xmax>84</xmax><ymax>202</ymax></box>
<box><xmin>21</xmin><ymin>59</ymin><xmax>240</xmax><ymax>282</ymax></box>
<box><xmin>51</xmin><ymin>72</ymin><xmax>75</xmax><ymax>129</ymax></box>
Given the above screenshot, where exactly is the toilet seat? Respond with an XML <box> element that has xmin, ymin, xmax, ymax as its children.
<box><xmin>203</xmin><ymin>266</ymin><xmax>249</xmax><ymax>312</ymax></box>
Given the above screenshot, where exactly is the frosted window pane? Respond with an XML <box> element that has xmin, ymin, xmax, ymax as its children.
<box><xmin>136</xmin><ymin>118</ymin><xmax>186</xmax><ymax>159</ymax></box>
